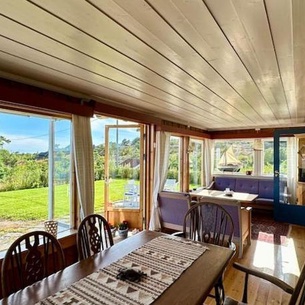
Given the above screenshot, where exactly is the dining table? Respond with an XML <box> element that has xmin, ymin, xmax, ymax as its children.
<box><xmin>190</xmin><ymin>189</ymin><xmax>258</xmax><ymax>203</ymax></box>
<box><xmin>0</xmin><ymin>230</ymin><xmax>235</xmax><ymax>305</ymax></box>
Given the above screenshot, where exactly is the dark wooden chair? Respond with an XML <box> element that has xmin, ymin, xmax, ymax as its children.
<box><xmin>1</xmin><ymin>230</ymin><xmax>66</xmax><ymax>298</ymax></box>
<box><xmin>224</xmin><ymin>261</ymin><xmax>305</xmax><ymax>305</ymax></box>
<box><xmin>182</xmin><ymin>200</ymin><xmax>235</xmax><ymax>305</ymax></box>
<box><xmin>77</xmin><ymin>214</ymin><xmax>114</xmax><ymax>260</ymax></box>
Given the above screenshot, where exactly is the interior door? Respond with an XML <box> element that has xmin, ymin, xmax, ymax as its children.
<box><xmin>104</xmin><ymin>124</ymin><xmax>144</xmax><ymax>230</ymax></box>
<box><xmin>274</xmin><ymin>128</ymin><xmax>305</xmax><ymax>225</ymax></box>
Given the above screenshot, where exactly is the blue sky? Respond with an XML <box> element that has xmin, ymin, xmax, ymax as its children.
<box><xmin>0</xmin><ymin>112</ymin><xmax>139</xmax><ymax>153</ymax></box>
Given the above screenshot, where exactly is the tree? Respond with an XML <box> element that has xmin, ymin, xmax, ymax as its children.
<box><xmin>0</xmin><ymin>136</ymin><xmax>11</xmax><ymax>148</ymax></box>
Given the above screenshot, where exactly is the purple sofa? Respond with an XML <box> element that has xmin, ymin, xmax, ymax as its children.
<box><xmin>210</xmin><ymin>176</ymin><xmax>286</xmax><ymax>211</ymax></box>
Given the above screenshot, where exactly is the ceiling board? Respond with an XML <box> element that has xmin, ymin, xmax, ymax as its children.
<box><xmin>0</xmin><ymin>0</ymin><xmax>303</xmax><ymax>130</ymax></box>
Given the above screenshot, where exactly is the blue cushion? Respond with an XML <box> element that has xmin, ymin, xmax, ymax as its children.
<box><xmin>235</xmin><ymin>178</ymin><xmax>259</xmax><ymax>194</ymax></box>
<box><xmin>214</xmin><ymin>177</ymin><xmax>236</xmax><ymax>191</ymax></box>
<box><xmin>258</xmin><ymin>180</ymin><xmax>274</xmax><ymax>199</ymax></box>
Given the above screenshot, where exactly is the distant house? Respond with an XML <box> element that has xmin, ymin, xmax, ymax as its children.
<box><xmin>36</xmin><ymin>151</ymin><xmax>48</xmax><ymax>160</ymax></box>
<box><xmin>120</xmin><ymin>158</ymin><xmax>140</xmax><ymax>168</ymax></box>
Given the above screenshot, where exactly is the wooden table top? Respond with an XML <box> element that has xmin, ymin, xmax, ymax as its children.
<box><xmin>191</xmin><ymin>189</ymin><xmax>258</xmax><ymax>203</ymax></box>
<box><xmin>0</xmin><ymin>230</ymin><xmax>235</xmax><ymax>305</ymax></box>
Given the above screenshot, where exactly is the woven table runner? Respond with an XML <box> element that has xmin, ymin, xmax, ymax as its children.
<box><xmin>37</xmin><ymin>235</ymin><xmax>208</xmax><ymax>305</ymax></box>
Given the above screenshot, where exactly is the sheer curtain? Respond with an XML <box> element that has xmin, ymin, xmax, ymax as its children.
<box><xmin>204</xmin><ymin>138</ymin><xmax>214</xmax><ymax>187</ymax></box>
<box><xmin>149</xmin><ymin>131</ymin><xmax>171</xmax><ymax>231</ymax></box>
<box><xmin>72</xmin><ymin>114</ymin><xmax>94</xmax><ymax>218</ymax></box>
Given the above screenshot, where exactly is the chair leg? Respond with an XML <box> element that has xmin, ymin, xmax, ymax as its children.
<box><xmin>214</xmin><ymin>276</ymin><xmax>225</xmax><ymax>305</ymax></box>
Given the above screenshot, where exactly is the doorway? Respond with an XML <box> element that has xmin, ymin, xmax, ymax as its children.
<box><xmin>274</xmin><ymin>128</ymin><xmax>305</xmax><ymax>225</ymax></box>
<box><xmin>104</xmin><ymin>123</ymin><xmax>144</xmax><ymax>230</ymax></box>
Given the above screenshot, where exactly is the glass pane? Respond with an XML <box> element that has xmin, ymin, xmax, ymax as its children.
<box><xmin>91</xmin><ymin>118</ymin><xmax>142</xmax><ymax>212</ymax></box>
<box><xmin>0</xmin><ymin>112</ymin><xmax>71</xmax><ymax>251</ymax></box>
<box><xmin>214</xmin><ymin>140</ymin><xmax>253</xmax><ymax>174</ymax></box>
<box><xmin>108</xmin><ymin>126</ymin><xmax>140</xmax><ymax>209</ymax></box>
<box><xmin>189</xmin><ymin>139</ymin><xmax>203</xmax><ymax>190</ymax></box>
<box><xmin>54</xmin><ymin>119</ymin><xmax>71</xmax><ymax>228</ymax></box>
<box><xmin>279</xmin><ymin>138</ymin><xmax>288</xmax><ymax>204</ymax></box>
<box><xmin>263</xmin><ymin>140</ymin><xmax>274</xmax><ymax>175</ymax></box>
<box><xmin>164</xmin><ymin>136</ymin><xmax>180</xmax><ymax>191</ymax></box>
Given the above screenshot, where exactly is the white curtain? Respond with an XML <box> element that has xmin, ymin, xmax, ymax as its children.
<box><xmin>204</xmin><ymin>138</ymin><xmax>214</xmax><ymax>187</ymax></box>
<box><xmin>72</xmin><ymin>114</ymin><xmax>94</xmax><ymax>218</ymax></box>
<box><xmin>149</xmin><ymin>131</ymin><xmax>171</xmax><ymax>231</ymax></box>
<box><xmin>287</xmin><ymin>137</ymin><xmax>297</xmax><ymax>203</ymax></box>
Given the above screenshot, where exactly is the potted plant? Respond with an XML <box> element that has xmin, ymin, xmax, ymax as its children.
<box><xmin>118</xmin><ymin>220</ymin><xmax>129</xmax><ymax>238</ymax></box>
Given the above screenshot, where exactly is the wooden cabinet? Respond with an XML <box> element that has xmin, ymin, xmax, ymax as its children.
<box><xmin>297</xmin><ymin>182</ymin><xmax>305</xmax><ymax>205</ymax></box>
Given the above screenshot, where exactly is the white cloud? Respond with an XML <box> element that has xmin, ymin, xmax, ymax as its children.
<box><xmin>3</xmin><ymin>135</ymin><xmax>48</xmax><ymax>153</ymax></box>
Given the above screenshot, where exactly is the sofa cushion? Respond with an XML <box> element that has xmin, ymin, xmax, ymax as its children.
<box><xmin>258</xmin><ymin>180</ymin><xmax>274</xmax><ymax>199</ymax></box>
<box><xmin>235</xmin><ymin>178</ymin><xmax>259</xmax><ymax>194</ymax></box>
<box><xmin>214</xmin><ymin>177</ymin><xmax>236</xmax><ymax>191</ymax></box>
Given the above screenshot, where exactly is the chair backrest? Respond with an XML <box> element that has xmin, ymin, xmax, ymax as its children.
<box><xmin>183</xmin><ymin>201</ymin><xmax>234</xmax><ymax>248</ymax></box>
<box><xmin>158</xmin><ymin>191</ymin><xmax>191</xmax><ymax>231</ymax></box>
<box><xmin>77</xmin><ymin>214</ymin><xmax>114</xmax><ymax>261</ymax></box>
<box><xmin>1</xmin><ymin>230</ymin><xmax>66</xmax><ymax>298</ymax></box>
<box><xmin>289</xmin><ymin>262</ymin><xmax>305</xmax><ymax>305</ymax></box>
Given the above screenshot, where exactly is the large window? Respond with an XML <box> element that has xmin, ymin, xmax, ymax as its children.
<box><xmin>214</xmin><ymin>140</ymin><xmax>254</xmax><ymax>174</ymax></box>
<box><xmin>263</xmin><ymin>140</ymin><xmax>274</xmax><ymax>175</ymax></box>
<box><xmin>189</xmin><ymin>138</ymin><xmax>203</xmax><ymax>190</ymax></box>
<box><xmin>0</xmin><ymin>111</ymin><xmax>71</xmax><ymax>251</ymax></box>
<box><xmin>164</xmin><ymin>136</ymin><xmax>181</xmax><ymax>191</ymax></box>
<box><xmin>214</xmin><ymin>138</ymin><xmax>288</xmax><ymax>177</ymax></box>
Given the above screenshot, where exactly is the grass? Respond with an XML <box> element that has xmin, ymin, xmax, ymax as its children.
<box><xmin>0</xmin><ymin>179</ymin><xmax>134</xmax><ymax>221</ymax></box>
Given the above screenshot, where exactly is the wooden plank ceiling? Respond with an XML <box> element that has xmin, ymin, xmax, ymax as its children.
<box><xmin>0</xmin><ymin>0</ymin><xmax>304</xmax><ymax>131</ymax></box>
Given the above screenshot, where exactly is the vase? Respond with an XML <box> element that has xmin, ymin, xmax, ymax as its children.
<box><xmin>118</xmin><ymin>228</ymin><xmax>128</xmax><ymax>239</ymax></box>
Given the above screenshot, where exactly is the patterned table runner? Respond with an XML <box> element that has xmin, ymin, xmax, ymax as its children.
<box><xmin>37</xmin><ymin>235</ymin><xmax>208</xmax><ymax>305</ymax></box>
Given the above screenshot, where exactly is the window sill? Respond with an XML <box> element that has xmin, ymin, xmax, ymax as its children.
<box><xmin>0</xmin><ymin>229</ymin><xmax>77</xmax><ymax>260</ymax></box>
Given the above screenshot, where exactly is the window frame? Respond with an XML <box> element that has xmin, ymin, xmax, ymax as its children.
<box><xmin>212</xmin><ymin>138</ymin><xmax>281</xmax><ymax>177</ymax></box>
<box><xmin>0</xmin><ymin>109</ymin><xmax>73</xmax><ymax>252</ymax></box>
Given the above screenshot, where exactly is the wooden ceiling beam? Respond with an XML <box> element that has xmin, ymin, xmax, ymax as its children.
<box><xmin>0</xmin><ymin>77</ymin><xmax>94</xmax><ymax>117</ymax></box>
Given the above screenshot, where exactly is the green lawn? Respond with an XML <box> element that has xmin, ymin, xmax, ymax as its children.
<box><xmin>0</xmin><ymin>179</ymin><xmax>133</xmax><ymax>221</ymax></box>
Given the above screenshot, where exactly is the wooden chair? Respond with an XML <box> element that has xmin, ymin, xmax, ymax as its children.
<box><xmin>183</xmin><ymin>200</ymin><xmax>235</xmax><ymax>248</ymax></box>
<box><xmin>182</xmin><ymin>201</ymin><xmax>235</xmax><ymax>305</ymax></box>
<box><xmin>1</xmin><ymin>230</ymin><xmax>66</xmax><ymax>298</ymax></box>
<box><xmin>224</xmin><ymin>262</ymin><xmax>305</xmax><ymax>305</ymax></box>
<box><xmin>77</xmin><ymin>214</ymin><xmax>114</xmax><ymax>261</ymax></box>
<box><xmin>197</xmin><ymin>196</ymin><xmax>252</xmax><ymax>258</ymax></box>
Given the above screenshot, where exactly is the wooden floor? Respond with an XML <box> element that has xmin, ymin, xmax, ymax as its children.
<box><xmin>204</xmin><ymin>223</ymin><xmax>305</xmax><ymax>305</ymax></box>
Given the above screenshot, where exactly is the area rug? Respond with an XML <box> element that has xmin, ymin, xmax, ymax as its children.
<box><xmin>251</xmin><ymin>214</ymin><xmax>291</xmax><ymax>245</ymax></box>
